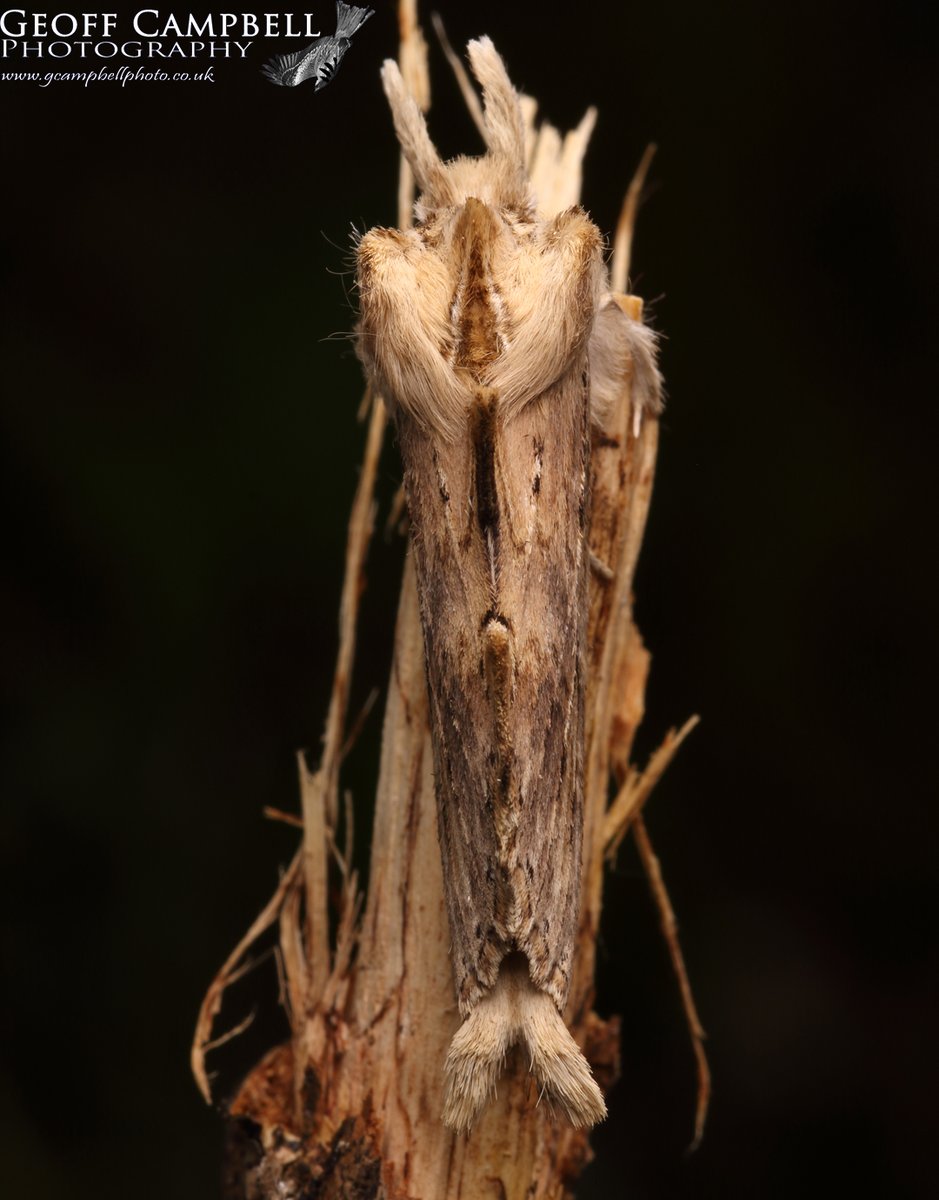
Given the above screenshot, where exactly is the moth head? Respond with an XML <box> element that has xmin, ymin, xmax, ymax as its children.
<box><xmin>380</xmin><ymin>37</ymin><xmax>534</xmax><ymax>219</ymax></box>
<box><xmin>356</xmin><ymin>38</ymin><xmax>606</xmax><ymax>439</ymax></box>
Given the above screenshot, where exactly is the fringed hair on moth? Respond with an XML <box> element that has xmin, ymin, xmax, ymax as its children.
<box><xmin>318</xmin><ymin>226</ymin><xmax>380</xmax><ymax>348</ymax></box>
<box><xmin>355</xmin><ymin>36</ymin><xmax>663</xmax><ymax>1133</ymax></box>
<box><xmin>589</xmin><ymin>296</ymin><xmax>664</xmax><ymax>433</ymax></box>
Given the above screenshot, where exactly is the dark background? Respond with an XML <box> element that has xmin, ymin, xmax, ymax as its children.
<box><xmin>2</xmin><ymin>1</ymin><xmax>936</xmax><ymax>1196</ymax></box>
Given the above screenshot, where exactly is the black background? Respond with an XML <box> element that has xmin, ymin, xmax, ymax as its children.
<box><xmin>2</xmin><ymin>1</ymin><xmax>936</xmax><ymax>1196</ymax></box>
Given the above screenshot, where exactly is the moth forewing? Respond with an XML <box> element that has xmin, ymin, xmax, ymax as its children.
<box><xmin>356</xmin><ymin>36</ymin><xmax>658</xmax><ymax>1133</ymax></box>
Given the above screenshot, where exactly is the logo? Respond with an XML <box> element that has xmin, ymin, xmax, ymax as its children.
<box><xmin>261</xmin><ymin>2</ymin><xmax>372</xmax><ymax>91</ymax></box>
<box><xmin>0</xmin><ymin>7</ymin><xmax>373</xmax><ymax>87</ymax></box>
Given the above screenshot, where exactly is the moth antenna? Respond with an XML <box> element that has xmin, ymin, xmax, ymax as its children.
<box><xmin>442</xmin><ymin>955</ymin><xmax>606</xmax><ymax>1133</ymax></box>
<box><xmin>380</xmin><ymin>58</ymin><xmax>448</xmax><ymax>202</ymax></box>
<box><xmin>466</xmin><ymin>37</ymin><xmax>526</xmax><ymax>170</ymax></box>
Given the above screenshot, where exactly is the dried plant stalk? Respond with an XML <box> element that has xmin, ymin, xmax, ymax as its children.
<box><xmin>194</xmin><ymin>3</ymin><xmax>707</xmax><ymax>1194</ymax></box>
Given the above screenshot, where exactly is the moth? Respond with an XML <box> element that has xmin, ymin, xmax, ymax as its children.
<box><xmin>356</xmin><ymin>38</ymin><xmax>662</xmax><ymax>1132</ymax></box>
<box><xmin>261</xmin><ymin>1</ymin><xmax>373</xmax><ymax>90</ymax></box>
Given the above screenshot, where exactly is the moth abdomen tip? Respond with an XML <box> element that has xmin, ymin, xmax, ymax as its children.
<box><xmin>442</xmin><ymin>956</ymin><xmax>605</xmax><ymax>1132</ymax></box>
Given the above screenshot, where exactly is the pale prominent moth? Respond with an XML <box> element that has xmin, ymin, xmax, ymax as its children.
<box><xmin>356</xmin><ymin>38</ymin><xmax>662</xmax><ymax>1132</ymax></box>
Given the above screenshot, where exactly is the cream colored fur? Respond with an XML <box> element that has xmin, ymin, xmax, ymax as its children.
<box><xmin>361</xmin><ymin>39</ymin><xmax>661</xmax><ymax>443</ymax></box>
<box><xmin>442</xmin><ymin>956</ymin><xmax>607</xmax><ymax>1133</ymax></box>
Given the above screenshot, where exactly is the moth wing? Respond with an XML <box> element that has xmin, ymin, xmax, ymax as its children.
<box><xmin>494</xmin><ymin>366</ymin><xmax>591</xmax><ymax>1008</ymax></box>
<box><xmin>395</xmin><ymin>412</ymin><xmax>507</xmax><ymax>1012</ymax></box>
<box><xmin>396</xmin><ymin>360</ymin><xmax>591</xmax><ymax>1015</ymax></box>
